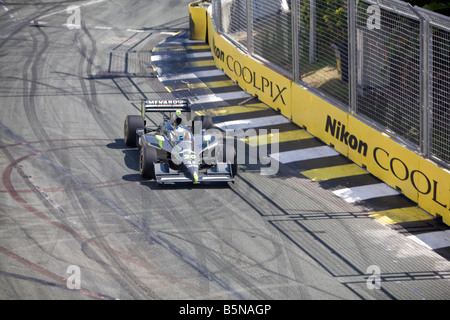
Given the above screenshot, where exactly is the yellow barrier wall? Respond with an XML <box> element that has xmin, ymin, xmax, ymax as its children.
<box><xmin>189</xmin><ymin>1</ymin><xmax>208</xmax><ymax>41</ymax></box>
<box><xmin>291</xmin><ymin>80</ymin><xmax>450</xmax><ymax>225</ymax></box>
<box><xmin>194</xmin><ymin>3</ymin><xmax>450</xmax><ymax>225</ymax></box>
<box><xmin>209</xmin><ymin>25</ymin><xmax>292</xmax><ymax>118</ymax></box>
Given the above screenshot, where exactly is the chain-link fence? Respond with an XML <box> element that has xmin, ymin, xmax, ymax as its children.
<box><xmin>425</xmin><ymin>10</ymin><xmax>450</xmax><ymax>166</ymax></box>
<box><xmin>212</xmin><ymin>0</ymin><xmax>450</xmax><ymax>167</ymax></box>
<box><xmin>252</xmin><ymin>0</ymin><xmax>294</xmax><ymax>74</ymax></box>
<box><xmin>221</xmin><ymin>0</ymin><xmax>248</xmax><ymax>48</ymax></box>
<box><xmin>356</xmin><ymin>1</ymin><xmax>421</xmax><ymax>147</ymax></box>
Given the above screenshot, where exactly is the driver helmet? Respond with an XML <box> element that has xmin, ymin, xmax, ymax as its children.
<box><xmin>171</xmin><ymin>110</ymin><xmax>189</xmax><ymax>141</ymax></box>
<box><xmin>172</xmin><ymin>109</ymin><xmax>183</xmax><ymax>128</ymax></box>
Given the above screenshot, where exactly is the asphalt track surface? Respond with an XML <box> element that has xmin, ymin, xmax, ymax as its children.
<box><xmin>0</xmin><ymin>0</ymin><xmax>449</xmax><ymax>300</ymax></box>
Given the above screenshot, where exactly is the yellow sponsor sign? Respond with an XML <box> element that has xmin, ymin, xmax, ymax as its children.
<box><xmin>292</xmin><ymin>84</ymin><xmax>349</xmax><ymax>157</ymax></box>
<box><xmin>291</xmin><ymin>83</ymin><xmax>449</xmax><ymax>224</ymax></box>
<box><xmin>200</xmin><ymin>7</ymin><xmax>450</xmax><ymax>225</ymax></box>
<box><xmin>209</xmin><ymin>31</ymin><xmax>292</xmax><ymax>119</ymax></box>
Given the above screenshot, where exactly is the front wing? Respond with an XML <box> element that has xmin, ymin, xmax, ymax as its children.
<box><xmin>154</xmin><ymin>162</ymin><xmax>234</xmax><ymax>184</ymax></box>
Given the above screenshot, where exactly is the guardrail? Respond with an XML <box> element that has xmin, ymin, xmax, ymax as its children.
<box><xmin>189</xmin><ymin>0</ymin><xmax>450</xmax><ymax>225</ymax></box>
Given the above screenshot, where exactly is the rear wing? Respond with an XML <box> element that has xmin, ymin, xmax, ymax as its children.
<box><xmin>141</xmin><ymin>99</ymin><xmax>191</xmax><ymax>118</ymax></box>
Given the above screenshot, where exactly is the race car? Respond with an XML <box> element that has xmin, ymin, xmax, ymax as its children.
<box><xmin>123</xmin><ymin>99</ymin><xmax>237</xmax><ymax>184</ymax></box>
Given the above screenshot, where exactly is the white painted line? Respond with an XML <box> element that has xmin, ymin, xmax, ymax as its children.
<box><xmin>158</xmin><ymin>69</ymin><xmax>225</xmax><ymax>82</ymax></box>
<box><xmin>160</xmin><ymin>31</ymin><xmax>178</xmax><ymax>36</ymax></box>
<box><xmin>215</xmin><ymin>115</ymin><xmax>290</xmax><ymax>131</ymax></box>
<box><xmin>182</xmin><ymin>39</ymin><xmax>205</xmax><ymax>44</ymax></box>
<box><xmin>94</xmin><ymin>26</ymin><xmax>112</xmax><ymax>30</ymax></box>
<box><xmin>161</xmin><ymin>39</ymin><xmax>204</xmax><ymax>45</ymax></box>
<box><xmin>151</xmin><ymin>55</ymin><xmax>163</xmax><ymax>62</ymax></box>
<box><xmin>151</xmin><ymin>52</ymin><xmax>212</xmax><ymax>62</ymax></box>
<box><xmin>1</xmin><ymin>1</ymin><xmax>16</xmax><ymax>21</ymax></box>
<box><xmin>333</xmin><ymin>183</ymin><xmax>401</xmax><ymax>203</ymax></box>
<box><xmin>407</xmin><ymin>230</ymin><xmax>450</xmax><ymax>250</ymax></box>
<box><xmin>127</xmin><ymin>29</ymin><xmax>147</xmax><ymax>33</ymax></box>
<box><xmin>38</xmin><ymin>0</ymin><xmax>107</xmax><ymax>19</ymax></box>
<box><xmin>190</xmin><ymin>91</ymin><xmax>252</xmax><ymax>105</ymax></box>
<box><xmin>270</xmin><ymin>145</ymin><xmax>339</xmax><ymax>164</ymax></box>
<box><xmin>160</xmin><ymin>41</ymin><xmax>184</xmax><ymax>46</ymax></box>
<box><xmin>187</xmin><ymin>52</ymin><xmax>213</xmax><ymax>59</ymax></box>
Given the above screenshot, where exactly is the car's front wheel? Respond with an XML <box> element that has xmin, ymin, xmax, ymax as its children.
<box><xmin>139</xmin><ymin>146</ymin><xmax>157</xmax><ymax>179</ymax></box>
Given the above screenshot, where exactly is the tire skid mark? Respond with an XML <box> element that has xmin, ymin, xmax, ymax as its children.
<box><xmin>24</xmin><ymin>18</ymin><xmax>157</xmax><ymax>298</ymax></box>
<box><xmin>0</xmin><ymin>4</ymin><xmax>61</xmax><ymax>42</ymax></box>
<box><xmin>0</xmin><ymin>138</ymin><xmax>111</xmax><ymax>149</ymax></box>
<box><xmin>74</xmin><ymin>23</ymin><xmax>163</xmax><ymax>299</ymax></box>
<box><xmin>203</xmin><ymin>188</ymin><xmax>298</xmax><ymax>298</ymax></box>
<box><xmin>68</xmin><ymin>182</ymin><xmax>157</xmax><ymax>299</ymax></box>
<box><xmin>0</xmin><ymin>135</ymin><xmax>230</xmax><ymax>298</ymax></box>
<box><xmin>2</xmin><ymin>16</ymin><xmax>245</xmax><ymax>297</ymax></box>
<box><xmin>23</xmin><ymin>18</ymin><xmax>52</xmax><ymax>144</ymax></box>
<box><xmin>72</xmin><ymin>24</ymin><xmax>244</xmax><ymax>298</ymax></box>
<box><xmin>0</xmin><ymin>245</ymin><xmax>113</xmax><ymax>300</ymax></box>
<box><xmin>75</xmin><ymin>22</ymin><xmax>117</xmax><ymax>138</ymax></box>
<box><xmin>10</xmin><ymin>17</ymin><xmax>162</xmax><ymax>297</ymax></box>
<box><xmin>162</xmin><ymin>191</ymin><xmax>274</xmax><ymax>299</ymax></box>
<box><xmin>0</xmin><ymin>178</ymin><xmax>135</xmax><ymax>194</ymax></box>
<box><xmin>3</xmin><ymin>153</ymin><xmax>82</xmax><ymax>239</ymax></box>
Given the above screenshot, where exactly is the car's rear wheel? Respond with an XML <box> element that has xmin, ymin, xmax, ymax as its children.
<box><xmin>124</xmin><ymin>115</ymin><xmax>144</xmax><ymax>147</ymax></box>
<box><xmin>140</xmin><ymin>146</ymin><xmax>157</xmax><ymax>179</ymax></box>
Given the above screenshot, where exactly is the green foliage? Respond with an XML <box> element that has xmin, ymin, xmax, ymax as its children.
<box><xmin>319</xmin><ymin>0</ymin><xmax>347</xmax><ymax>43</ymax></box>
<box><xmin>423</xmin><ymin>1</ymin><xmax>450</xmax><ymax>11</ymax></box>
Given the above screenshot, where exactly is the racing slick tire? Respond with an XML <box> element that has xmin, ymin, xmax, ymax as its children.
<box><xmin>124</xmin><ymin>115</ymin><xmax>144</xmax><ymax>147</ymax></box>
<box><xmin>139</xmin><ymin>146</ymin><xmax>157</xmax><ymax>179</ymax></box>
<box><xmin>192</xmin><ymin>115</ymin><xmax>214</xmax><ymax>133</ymax></box>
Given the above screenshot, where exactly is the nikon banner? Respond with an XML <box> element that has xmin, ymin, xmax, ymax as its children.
<box><xmin>196</xmin><ymin>5</ymin><xmax>449</xmax><ymax>225</ymax></box>
<box><xmin>292</xmin><ymin>84</ymin><xmax>449</xmax><ymax>224</ymax></box>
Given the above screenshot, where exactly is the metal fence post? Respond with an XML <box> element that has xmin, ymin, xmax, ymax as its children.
<box><xmin>348</xmin><ymin>0</ymin><xmax>357</xmax><ymax>114</ymax></box>
<box><xmin>309</xmin><ymin>0</ymin><xmax>317</xmax><ymax>63</ymax></box>
<box><xmin>421</xmin><ymin>17</ymin><xmax>432</xmax><ymax>158</ymax></box>
<box><xmin>292</xmin><ymin>0</ymin><xmax>300</xmax><ymax>81</ymax></box>
<box><xmin>247</xmin><ymin>0</ymin><xmax>254</xmax><ymax>55</ymax></box>
<box><xmin>416</xmin><ymin>8</ymin><xmax>432</xmax><ymax>158</ymax></box>
<box><xmin>216</xmin><ymin>0</ymin><xmax>222</xmax><ymax>33</ymax></box>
